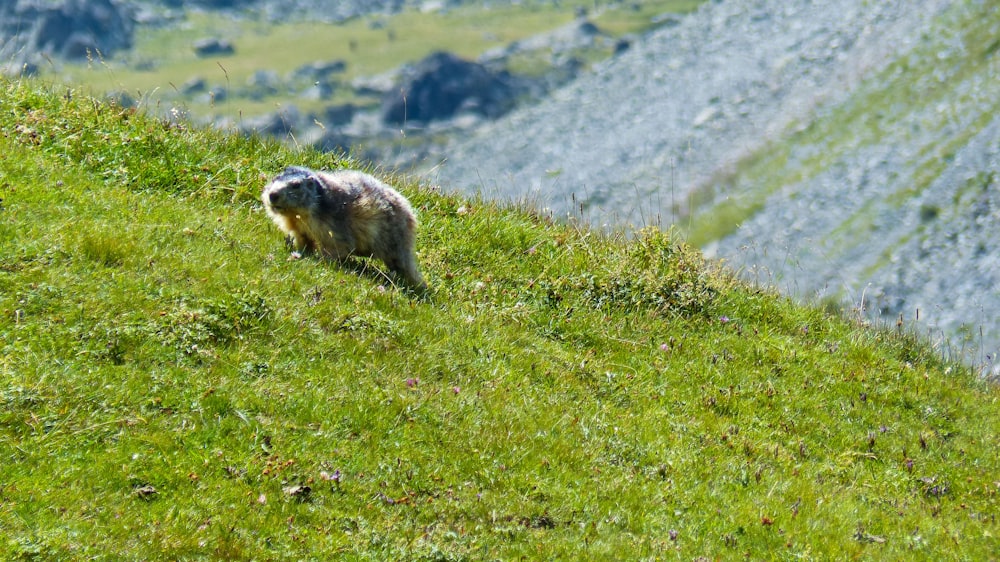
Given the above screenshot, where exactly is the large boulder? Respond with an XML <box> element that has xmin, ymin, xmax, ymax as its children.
<box><xmin>192</xmin><ymin>38</ymin><xmax>235</xmax><ymax>57</ymax></box>
<box><xmin>0</xmin><ymin>0</ymin><xmax>134</xmax><ymax>62</ymax></box>
<box><xmin>381</xmin><ymin>51</ymin><xmax>522</xmax><ymax>125</ymax></box>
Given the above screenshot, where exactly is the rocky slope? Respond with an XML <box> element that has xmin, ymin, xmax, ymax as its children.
<box><xmin>429</xmin><ymin>0</ymin><xmax>1000</xmax><ymax>372</ymax></box>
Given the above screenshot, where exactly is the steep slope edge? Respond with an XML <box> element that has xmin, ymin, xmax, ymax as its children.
<box><xmin>430</xmin><ymin>0</ymin><xmax>1000</xmax><ymax>365</ymax></box>
<box><xmin>702</xmin><ymin>2</ymin><xmax>1000</xmax><ymax>363</ymax></box>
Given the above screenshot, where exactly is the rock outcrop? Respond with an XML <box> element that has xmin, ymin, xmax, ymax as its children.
<box><xmin>0</xmin><ymin>0</ymin><xmax>134</xmax><ymax>65</ymax></box>
<box><xmin>381</xmin><ymin>52</ymin><xmax>523</xmax><ymax>125</ymax></box>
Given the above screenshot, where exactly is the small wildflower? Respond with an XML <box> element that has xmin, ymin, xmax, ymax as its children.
<box><xmin>320</xmin><ymin>469</ymin><xmax>342</xmax><ymax>483</ymax></box>
<box><xmin>405</xmin><ymin>377</ymin><xmax>419</xmax><ymax>388</ymax></box>
<box><xmin>660</xmin><ymin>343</ymin><xmax>670</xmax><ymax>352</ymax></box>
<box><xmin>452</xmin><ymin>386</ymin><xmax>461</xmax><ymax>394</ymax></box>
<box><xmin>719</xmin><ymin>315</ymin><xmax>730</xmax><ymax>324</ymax></box>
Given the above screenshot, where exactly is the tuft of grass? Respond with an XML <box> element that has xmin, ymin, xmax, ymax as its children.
<box><xmin>0</xmin><ymin>77</ymin><xmax>998</xmax><ymax>560</ymax></box>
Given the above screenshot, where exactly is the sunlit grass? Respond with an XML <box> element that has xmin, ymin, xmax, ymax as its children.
<box><xmin>1</xmin><ymin>77</ymin><xmax>997</xmax><ymax>560</ymax></box>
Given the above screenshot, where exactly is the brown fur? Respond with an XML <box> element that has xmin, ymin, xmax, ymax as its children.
<box><xmin>262</xmin><ymin>166</ymin><xmax>426</xmax><ymax>290</ymax></box>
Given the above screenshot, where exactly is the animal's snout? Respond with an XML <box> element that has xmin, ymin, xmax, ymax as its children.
<box><xmin>268</xmin><ymin>190</ymin><xmax>281</xmax><ymax>205</ymax></box>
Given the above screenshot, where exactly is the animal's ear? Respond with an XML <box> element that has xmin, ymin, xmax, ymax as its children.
<box><xmin>277</xmin><ymin>166</ymin><xmax>316</xmax><ymax>188</ymax></box>
<box><xmin>304</xmin><ymin>175</ymin><xmax>324</xmax><ymax>193</ymax></box>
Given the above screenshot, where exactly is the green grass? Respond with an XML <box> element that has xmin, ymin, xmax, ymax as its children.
<box><xmin>1</xmin><ymin>77</ymin><xmax>999</xmax><ymax>560</ymax></box>
<box><xmin>45</xmin><ymin>0</ymin><xmax>702</xmax><ymax>123</ymax></box>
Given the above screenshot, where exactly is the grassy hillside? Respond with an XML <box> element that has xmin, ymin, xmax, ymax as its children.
<box><xmin>1</xmin><ymin>77</ymin><xmax>998</xmax><ymax>560</ymax></box>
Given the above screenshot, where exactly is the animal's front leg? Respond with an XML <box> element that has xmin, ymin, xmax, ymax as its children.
<box><xmin>284</xmin><ymin>233</ymin><xmax>306</xmax><ymax>250</ymax></box>
<box><xmin>321</xmin><ymin>228</ymin><xmax>357</xmax><ymax>261</ymax></box>
<box><xmin>284</xmin><ymin>232</ymin><xmax>313</xmax><ymax>259</ymax></box>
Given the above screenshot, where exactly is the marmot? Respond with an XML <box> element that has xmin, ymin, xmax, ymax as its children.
<box><xmin>262</xmin><ymin>166</ymin><xmax>426</xmax><ymax>290</ymax></box>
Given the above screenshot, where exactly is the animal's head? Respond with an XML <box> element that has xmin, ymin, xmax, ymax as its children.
<box><xmin>262</xmin><ymin>166</ymin><xmax>324</xmax><ymax>212</ymax></box>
